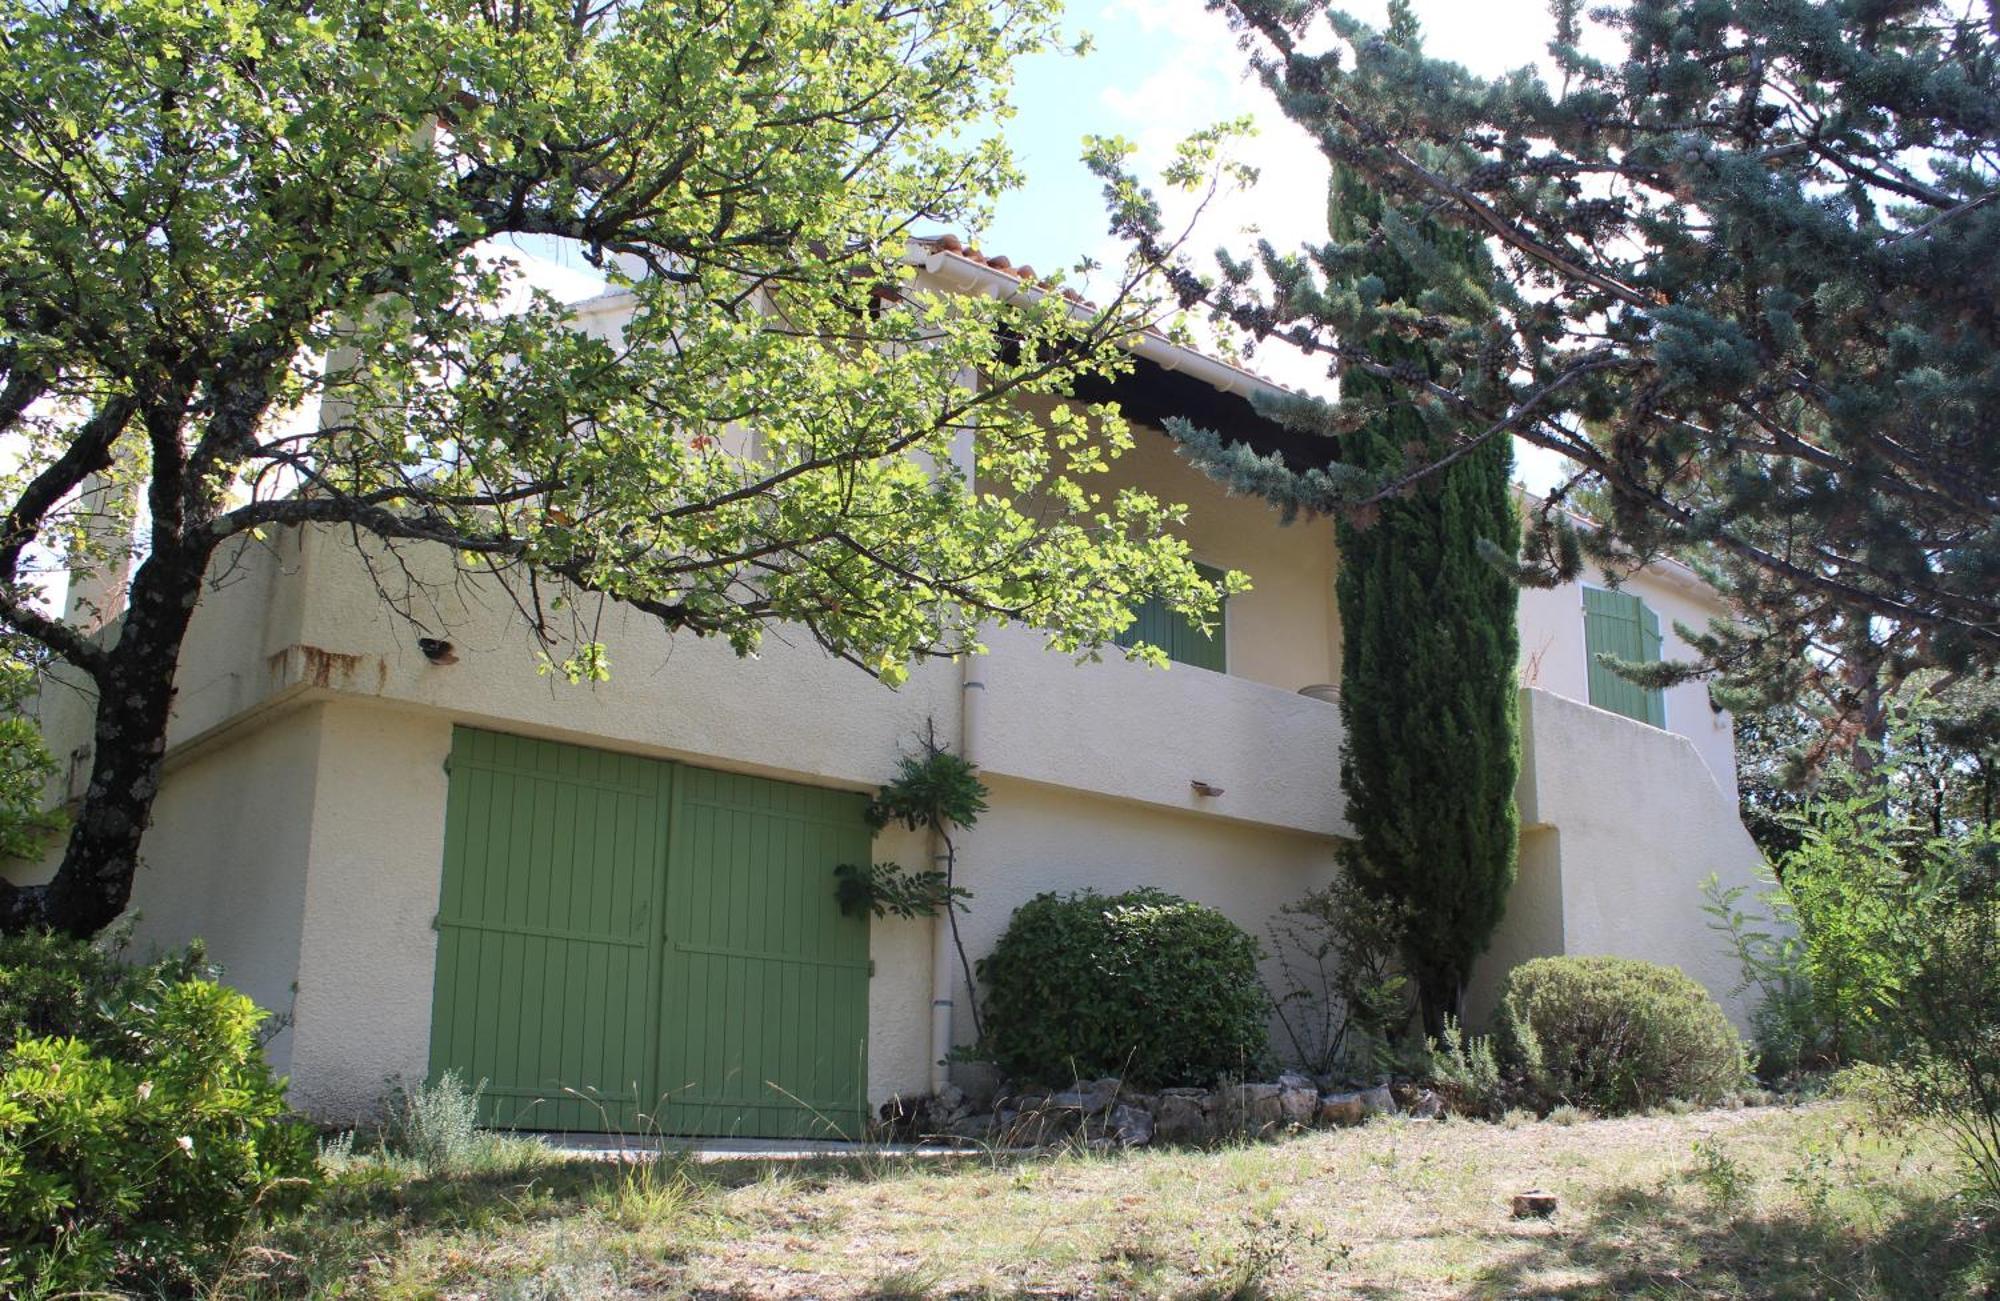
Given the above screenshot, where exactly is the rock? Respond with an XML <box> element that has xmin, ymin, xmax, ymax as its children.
<box><xmin>1047</xmin><ymin>1078</ymin><xmax>1120</xmax><ymax>1116</ymax></box>
<box><xmin>955</xmin><ymin>1068</ymin><xmax>1003</xmax><ymax>1113</ymax></box>
<box><xmin>1408</xmin><ymin>1089</ymin><xmax>1445</xmax><ymax>1120</ymax></box>
<box><xmin>1154</xmin><ymin>1092</ymin><xmax>1213</xmax><ymax>1144</ymax></box>
<box><xmin>1003</xmin><ymin>1085</ymin><xmax>1052</xmax><ymax>1111</ymax></box>
<box><xmin>1276</xmin><ymin>1073</ymin><xmax>1318</xmax><ymax>1125</ymax></box>
<box><xmin>1220</xmin><ymin>1082</ymin><xmax>1285</xmax><ymax>1132</ymax></box>
<box><xmin>995</xmin><ymin>1106</ymin><xmax>1069</xmax><ymax>1147</ymax></box>
<box><xmin>1317</xmin><ymin>1091</ymin><xmax>1368</xmax><ymax>1127</ymax></box>
<box><xmin>878</xmin><ymin>1093</ymin><xmax>925</xmax><ymax>1135</ymax></box>
<box><xmin>1108</xmin><ymin>1103</ymin><xmax>1154</xmax><ymax>1147</ymax></box>
<box><xmin>1512</xmin><ymin>1189</ymin><xmax>1559</xmax><ymax>1219</ymax></box>
<box><xmin>936</xmin><ymin>1083</ymin><xmax>967</xmax><ymax>1114</ymax></box>
<box><xmin>946</xmin><ymin>1112</ymin><xmax>996</xmax><ymax>1141</ymax></box>
<box><xmin>1358</xmin><ymin>1085</ymin><xmax>1398</xmax><ymax>1117</ymax></box>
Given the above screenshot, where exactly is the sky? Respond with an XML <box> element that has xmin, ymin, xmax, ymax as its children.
<box><xmin>514</xmin><ymin>0</ymin><xmax>1574</xmax><ymax>485</ymax></box>
<box><xmin>988</xmin><ymin>0</ymin><xmax>1556</xmax><ymax>279</ymax></box>
<box><xmin>982</xmin><ymin>0</ymin><xmax>1572</xmax><ymax>489</ymax></box>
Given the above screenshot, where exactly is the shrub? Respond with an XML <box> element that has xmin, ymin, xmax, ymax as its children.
<box><xmin>0</xmin><ymin>925</ymin><xmax>210</xmax><ymax>1058</ymax></box>
<box><xmin>1264</xmin><ymin>873</ymin><xmax>1410</xmax><ymax>1079</ymax></box>
<box><xmin>0</xmin><ymin>959</ymin><xmax>317</xmax><ymax>1296</ymax></box>
<box><xmin>1424</xmin><ymin>1015</ymin><xmax>1507</xmax><ymax>1117</ymax></box>
<box><xmin>978</xmin><ymin>888</ymin><xmax>1269</xmax><ymax>1087</ymax></box>
<box><xmin>1873</xmin><ymin>836</ymin><xmax>2000</xmax><ymax>1208</ymax></box>
<box><xmin>1708</xmin><ymin>722</ymin><xmax>1965</xmax><ymax>1077</ymax></box>
<box><xmin>1500</xmin><ymin>956</ymin><xmax>1747</xmax><ymax>1114</ymax></box>
<box><xmin>1703</xmin><ymin>873</ymin><xmax>1825</xmax><ymax>1078</ymax></box>
<box><xmin>387</xmin><ymin>1069</ymin><xmax>487</xmax><ymax>1177</ymax></box>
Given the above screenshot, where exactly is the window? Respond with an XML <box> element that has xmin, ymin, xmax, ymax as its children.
<box><xmin>1582</xmin><ymin>586</ymin><xmax>1665</xmax><ymax>727</ymax></box>
<box><xmin>1115</xmin><ymin>562</ymin><xmax>1227</xmax><ymax>672</ymax></box>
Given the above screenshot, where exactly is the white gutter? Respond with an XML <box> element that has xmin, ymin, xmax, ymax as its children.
<box><xmin>913</xmin><ymin>247</ymin><xmax>1283</xmax><ymax>405</ymax></box>
<box><xmin>928</xmin><ymin>650</ymin><xmax>987</xmax><ymax>1093</ymax></box>
<box><xmin>567</xmin><ymin>250</ymin><xmax>1293</xmax><ymax>410</ymax></box>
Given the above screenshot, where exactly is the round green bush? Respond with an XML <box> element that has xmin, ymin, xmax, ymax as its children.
<box><xmin>977</xmin><ymin>887</ymin><xmax>1270</xmax><ymax>1087</ymax></box>
<box><xmin>1500</xmin><ymin>955</ymin><xmax>1747</xmax><ymax>1114</ymax></box>
<box><xmin>0</xmin><ymin>928</ymin><xmax>210</xmax><ymax>1057</ymax></box>
<box><xmin>0</xmin><ymin>933</ymin><xmax>318</xmax><ymax>1296</ymax></box>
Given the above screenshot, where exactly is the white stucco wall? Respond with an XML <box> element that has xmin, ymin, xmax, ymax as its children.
<box><xmin>976</xmin><ymin>624</ymin><xmax>1348</xmax><ymax>839</ymax></box>
<box><xmin>1469</xmin><ymin>688</ymin><xmax>1766</xmax><ymax>1031</ymax></box>
<box><xmin>943</xmin><ymin>774</ymin><xmax>1342</xmax><ymax>1065</ymax></box>
<box><xmin>1518</xmin><ymin>564</ymin><xmax>1740</xmax><ymax>796</ymax></box>
<box><xmin>1020</xmin><ymin>402</ymin><xmax>1342</xmax><ymax>695</ymax></box>
<box><xmin>1464</xmin><ymin>827</ymin><xmax>1562</xmax><ymax>1031</ymax></box>
<box><xmin>3</xmin><ymin>701</ymin><xmax>324</xmax><ymax>1075</ymax></box>
<box><xmin>284</xmin><ymin>700</ymin><xmax>452</xmax><ymax>1119</ymax></box>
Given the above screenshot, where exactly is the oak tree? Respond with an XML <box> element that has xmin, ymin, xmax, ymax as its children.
<box><xmin>0</xmin><ymin>0</ymin><xmax>1217</xmax><ymax>935</ymax></box>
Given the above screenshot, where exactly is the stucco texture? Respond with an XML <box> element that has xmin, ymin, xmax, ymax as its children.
<box><xmin>941</xmin><ymin>774</ymin><xmax>1341</xmax><ymax>1063</ymax></box>
<box><xmin>4</xmin><ymin>700</ymin><xmax>323</xmax><ymax>1076</ymax></box>
<box><xmin>1468</xmin><ymin>688</ymin><xmax>1767</xmax><ymax>1031</ymax></box>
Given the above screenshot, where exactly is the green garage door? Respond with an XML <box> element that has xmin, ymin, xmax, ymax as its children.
<box><xmin>426</xmin><ymin>729</ymin><xmax>872</xmax><ymax>1137</ymax></box>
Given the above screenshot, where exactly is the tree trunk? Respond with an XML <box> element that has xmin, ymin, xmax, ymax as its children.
<box><xmin>1416</xmin><ymin>966</ymin><xmax>1464</xmax><ymax>1041</ymax></box>
<box><xmin>2</xmin><ymin>546</ymin><xmax>208</xmax><ymax>938</ymax></box>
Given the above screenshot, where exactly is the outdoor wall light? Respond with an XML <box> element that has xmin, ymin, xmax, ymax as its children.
<box><xmin>1190</xmin><ymin>779</ymin><xmax>1225</xmax><ymax>797</ymax></box>
<box><xmin>417</xmin><ymin>638</ymin><xmax>459</xmax><ymax>666</ymax></box>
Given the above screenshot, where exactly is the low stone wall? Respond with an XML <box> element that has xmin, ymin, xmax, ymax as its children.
<box><xmin>877</xmin><ymin>1075</ymin><xmax>1445</xmax><ymax>1149</ymax></box>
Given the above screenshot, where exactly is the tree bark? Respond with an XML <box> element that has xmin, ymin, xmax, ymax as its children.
<box><xmin>1</xmin><ymin>544</ymin><xmax>210</xmax><ymax>938</ymax></box>
<box><xmin>1415</xmin><ymin>966</ymin><xmax>1464</xmax><ymax>1041</ymax></box>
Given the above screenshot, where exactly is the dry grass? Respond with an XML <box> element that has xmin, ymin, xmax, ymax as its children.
<box><xmin>212</xmin><ymin>1101</ymin><xmax>1997</xmax><ymax>1299</ymax></box>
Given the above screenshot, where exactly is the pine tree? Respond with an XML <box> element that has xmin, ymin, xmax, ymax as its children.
<box><xmin>1096</xmin><ymin>0</ymin><xmax>2000</xmax><ymax>752</ymax></box>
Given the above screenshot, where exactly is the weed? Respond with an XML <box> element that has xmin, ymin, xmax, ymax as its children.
<box><xmin>316</xmin><ymin>1128</ymin><xmax>355</xmax><ymax>1167</ymax></box>
<box><xmin>866</xmin><ymin>1262</ymin><xmax>943</xmax><ymax>1298</ymax></box>
<box><xmin>601</xmin><ymin>1155</ymin><xmax>699</xmax><ymax>1233</ymax></box>
<box><xmin>1689</xmin><ymin>1138</ymin><xmax>1753</xmax><ymax>1212</ymax></box>
<box><xmin>1189</xmin><ymin>1210</ymin><xmax>1318</xmax><ymax>1300</ymax></box>
<box><xmin>1784</xmin><ymin>1141</ymin><xmax>1837</xmax><ymax>1221</ymax></box>
<box><xmin>386</xmin><ymin>1069</ymin><xmax>486</xmax><ymax>1176</ymax></box>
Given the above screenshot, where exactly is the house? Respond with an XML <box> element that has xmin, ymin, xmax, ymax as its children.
<box><xmin>9</xmin><ymin>240</ymin><xmax>1767</xmax><ymax>1137</ymax></box>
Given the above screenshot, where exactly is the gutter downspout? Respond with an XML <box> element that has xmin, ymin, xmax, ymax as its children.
<box><xmin>928</xmin><ymin>831</ymin><xmax>954</xmax><ymax>1094</ymax></box>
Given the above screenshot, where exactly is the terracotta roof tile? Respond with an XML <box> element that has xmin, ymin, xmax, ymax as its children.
<box><xmin>908</xmin><ymin>234</ymin><xmax>1308</xmax><ymax>400</ymax></box>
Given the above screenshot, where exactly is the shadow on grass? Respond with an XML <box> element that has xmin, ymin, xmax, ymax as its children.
<box><xmin>1465</xmin><ymin>1179</ymin><xmax>1998</xmax><ymax>1299</ymax></box>
<box><xmin>220</xmin><ymin>1140</ymin><xmax>1083</xmax><ymax>1297</ymax></box>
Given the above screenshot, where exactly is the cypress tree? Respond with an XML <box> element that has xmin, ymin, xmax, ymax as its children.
<box><xmin>1099</xmin><ymin>0</ymin><xmax>2000</xmax><ymax>756</ymax></box>
<box><xmin>1126</xmin><ymin>4</ymin><xmax>1521</xmax><ymax>1033</ymax></box>
<box><xmin>1327</xmin><ymin>82</ymin><xmax>1521</xmax><ymax>1034</ymax></box>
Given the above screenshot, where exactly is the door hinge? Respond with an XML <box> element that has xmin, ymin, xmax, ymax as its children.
<box><xmin>868</xmin><ymin>959</ymin><xmax>876</xmax><ymax>977</ymax></box>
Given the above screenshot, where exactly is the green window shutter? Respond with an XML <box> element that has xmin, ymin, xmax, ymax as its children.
<box><xmin>1582</xmin><ymin>587</ymin><xmax>1666</xmax><ymax>727</ymax></box>
<box><xmin>1637</xmin><ymin>602</ymin><xmax>1666</xmax><ymax>727</ymax></box>
<box><xmin>1115</xmin><ymin>562</ymin><xmax>1227</xmax><ymax>672</ymax></box>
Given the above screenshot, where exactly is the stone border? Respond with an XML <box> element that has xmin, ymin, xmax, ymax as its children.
<box><xmin>877</xmin><ymin>1074</ymin><xmax>1446</xmax><ymax>1148</ymax></box>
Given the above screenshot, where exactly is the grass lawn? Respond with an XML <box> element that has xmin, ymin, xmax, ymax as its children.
<box><xmin>216</xmin><ymin>1101</ymin><xmax>1996</xmax><ymax>1299</ymax></box>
